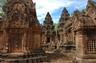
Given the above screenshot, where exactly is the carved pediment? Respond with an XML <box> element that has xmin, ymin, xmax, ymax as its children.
<box><xmin>3</xmin><ymin>0</ymin><xmax>27</xmax><ymax>22</ymax></box>
<box><xmin>7</xmin><ymin>20</ymin><xmax>28</xmax><ymax>28</ymax></box>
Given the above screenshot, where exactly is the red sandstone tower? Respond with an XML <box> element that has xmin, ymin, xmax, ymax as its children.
<box><xmin>42</xmin><ymin>12</ymin><xmax>55</xmax><ymax>43</ymax></box>
<box><xmin>1</xmin><ymin>0</ymin><xmax>42</xmax><ymax>55</ymax></box>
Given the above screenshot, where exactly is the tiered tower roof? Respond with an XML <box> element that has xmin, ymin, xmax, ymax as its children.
<box><xmin>44</xmin><ymin>12</ymin><xmax>53</xmax><ymax>25</ymax></box>
<box><xmin>59</xmin><ymin>7</ymin><xmax>69</xmax><ymax>24</ymax></box>
<box><xmin>59</xmin><ymin>7</ymin><xmax>70</xmax><ymax>30</ymax></box>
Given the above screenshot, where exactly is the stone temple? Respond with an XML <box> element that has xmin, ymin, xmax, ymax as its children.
<box><xmin>0</xmin><ymin>0</ymin><xmax>96</xmax><ymax>63</ymax></box>
<box><xmin>58</xmin><ymin>0</ymin><xmax>96</xmax><ymax>63</ymax></box>
<box><xmin>0</xmin><ymin>0</ymin><xmax>43</xmax><ymax>63</ymax></box>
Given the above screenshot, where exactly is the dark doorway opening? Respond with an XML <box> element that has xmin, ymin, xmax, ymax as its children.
<box><xmin>47</xmin><ymin>37</ymin><xmax>50</xmax><ymax>43</ymax></box>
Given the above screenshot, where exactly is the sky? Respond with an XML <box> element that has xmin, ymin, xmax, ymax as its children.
<box><xmin>0</xmin><ymin>0</ymin><xmax>94</xmax><ymax>24</ymax></box>
<box><xmin>33</xmin><ymin>0</ymin><xmax>88</xmax><ymax>24</ymax></box>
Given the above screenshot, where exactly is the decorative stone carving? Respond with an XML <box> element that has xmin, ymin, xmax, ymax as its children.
<box><xmin>42</xmin><ymin>12</ymin><xmax>56</xmax><ymax>43</ymax></box>
<box><xmin>0</xmin><ymin>0</ymin><xmax>42</xmax><ymax>54</ymax></box>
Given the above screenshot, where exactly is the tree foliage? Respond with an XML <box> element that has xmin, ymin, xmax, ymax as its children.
<box><xmin>53</xmin><ymin>23</ymin><xmax>59</xmax><ymax>31</ymax></box>
<box><xmin>0</xmin><ymin>0</ymin><xmax>6</xmax><ymax>7</ymax></box>
<box><xmin>0</xmin><ymin>12</ymin><xmax>3</xmax><ymax>16</ymax></box>
<box><xmin>81</xmin><ymin>9</ymin><xmax>86</xmax><ymax>14</ymax></box>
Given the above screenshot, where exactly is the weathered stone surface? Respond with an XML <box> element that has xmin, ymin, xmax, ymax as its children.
<box><xmin>0</xmin><ymin>0</ymin><xmax>42</xmax><ymax>54</ymax></box>
<box><xmin>42</xmin><ymin>12</ymin><xmax>56</xmax><ymax>44</ymax></box>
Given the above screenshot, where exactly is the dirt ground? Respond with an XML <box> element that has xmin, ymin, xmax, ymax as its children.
<box><xmin>46</xmin><ymin>53</ymin><xmax>74</xmax><ymax>63</ymax></box>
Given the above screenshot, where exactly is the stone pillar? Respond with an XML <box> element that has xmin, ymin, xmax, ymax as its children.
<box><xmin>3</xmin><ymin>30</ymin><xmax>8</xmax><ymax>53</ymax></box>
<box><xmin>22</xmin><ymin>32</ymin><xmax>27</xmax><ymax>53</ymax></box>
<box><xmin>75</xmin><ymin>31</ymin><xmax>85</xmax><ymax>63</ymax></box>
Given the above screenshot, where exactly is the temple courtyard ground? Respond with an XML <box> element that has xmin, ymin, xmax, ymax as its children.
<box><xmin>46</xmin><ymin>51</ymin><xmax>75</xmax><ymax>63</ymax></box>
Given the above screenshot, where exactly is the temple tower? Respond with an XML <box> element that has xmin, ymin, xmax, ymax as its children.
<box><xmin>25</xmin><ymin>0</ymin><xmax>41</xmax><ymax>52</ymax></box>
<box><xmin>2</xmin><ymin>0</ymin><xmax>41</xmax><ymax>54</ymax></box>
<box><xmin>42</xmin><ymin>12</ymin><xmax>55</xmax><ymax>43</ymax></box>
<box><xmin>58</xmin><ymin>7</ymin><xmax>70</xmax><ymax>43</ymax></box>
<box><xmin>86</xmin><ymin>0</ymin><xmax>96</xmax><ymax>18</ymax></box>
<box><xmin>3</xmin><ymin>0</ymin><xmax>29</xmax><ymax>53</ymax></box>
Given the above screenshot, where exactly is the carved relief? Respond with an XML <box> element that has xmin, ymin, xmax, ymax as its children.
<box><xmin>12</xmin><ymin>3</ymin><xmax>26</xmax><ymax>21</ymax></box>
<box><xmin>3</xmin><ymin>1</ymin><xmax>27</xmax><ymax>22</ymax></box>
<box><xmin>1</xmin><ymin>0</ymin><xmax>42</xmax><ymax>53</ymax></box>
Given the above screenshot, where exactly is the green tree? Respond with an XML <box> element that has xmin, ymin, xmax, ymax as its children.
<box><xmin>53</xmin><ymin>23</ymin><xmax>59</xmax><ymax>31</ymax></box>
<box><xmin>81</xmin><ymin>9</ymin><xmax>86</xmax><ymax>14</ymax></box>
<box><xmin>0</xmin><ymin>0</ymin><xmax>6</xmax><ymax>16</ymax></box>
<box><xmin>0</xmin><ymin>12</ymin><xmax>3</xmax><ymax>16</ymax></box>
<box><xmin>0</xmin><ymin>0</ymin><xmax>6</xmax><ymax>7</ymax></box>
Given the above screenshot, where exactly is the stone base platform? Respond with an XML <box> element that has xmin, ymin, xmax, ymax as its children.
<box><xmin>76</xmin><ymin>57</ymin><xmax>96</xmax><ymax>63</ymax></box>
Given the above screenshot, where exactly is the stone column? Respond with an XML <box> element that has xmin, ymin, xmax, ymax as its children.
<box><xmin>22</xmin><ymin>32</ymin><xmax>27</xmax><ymax>53</ymax></box>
